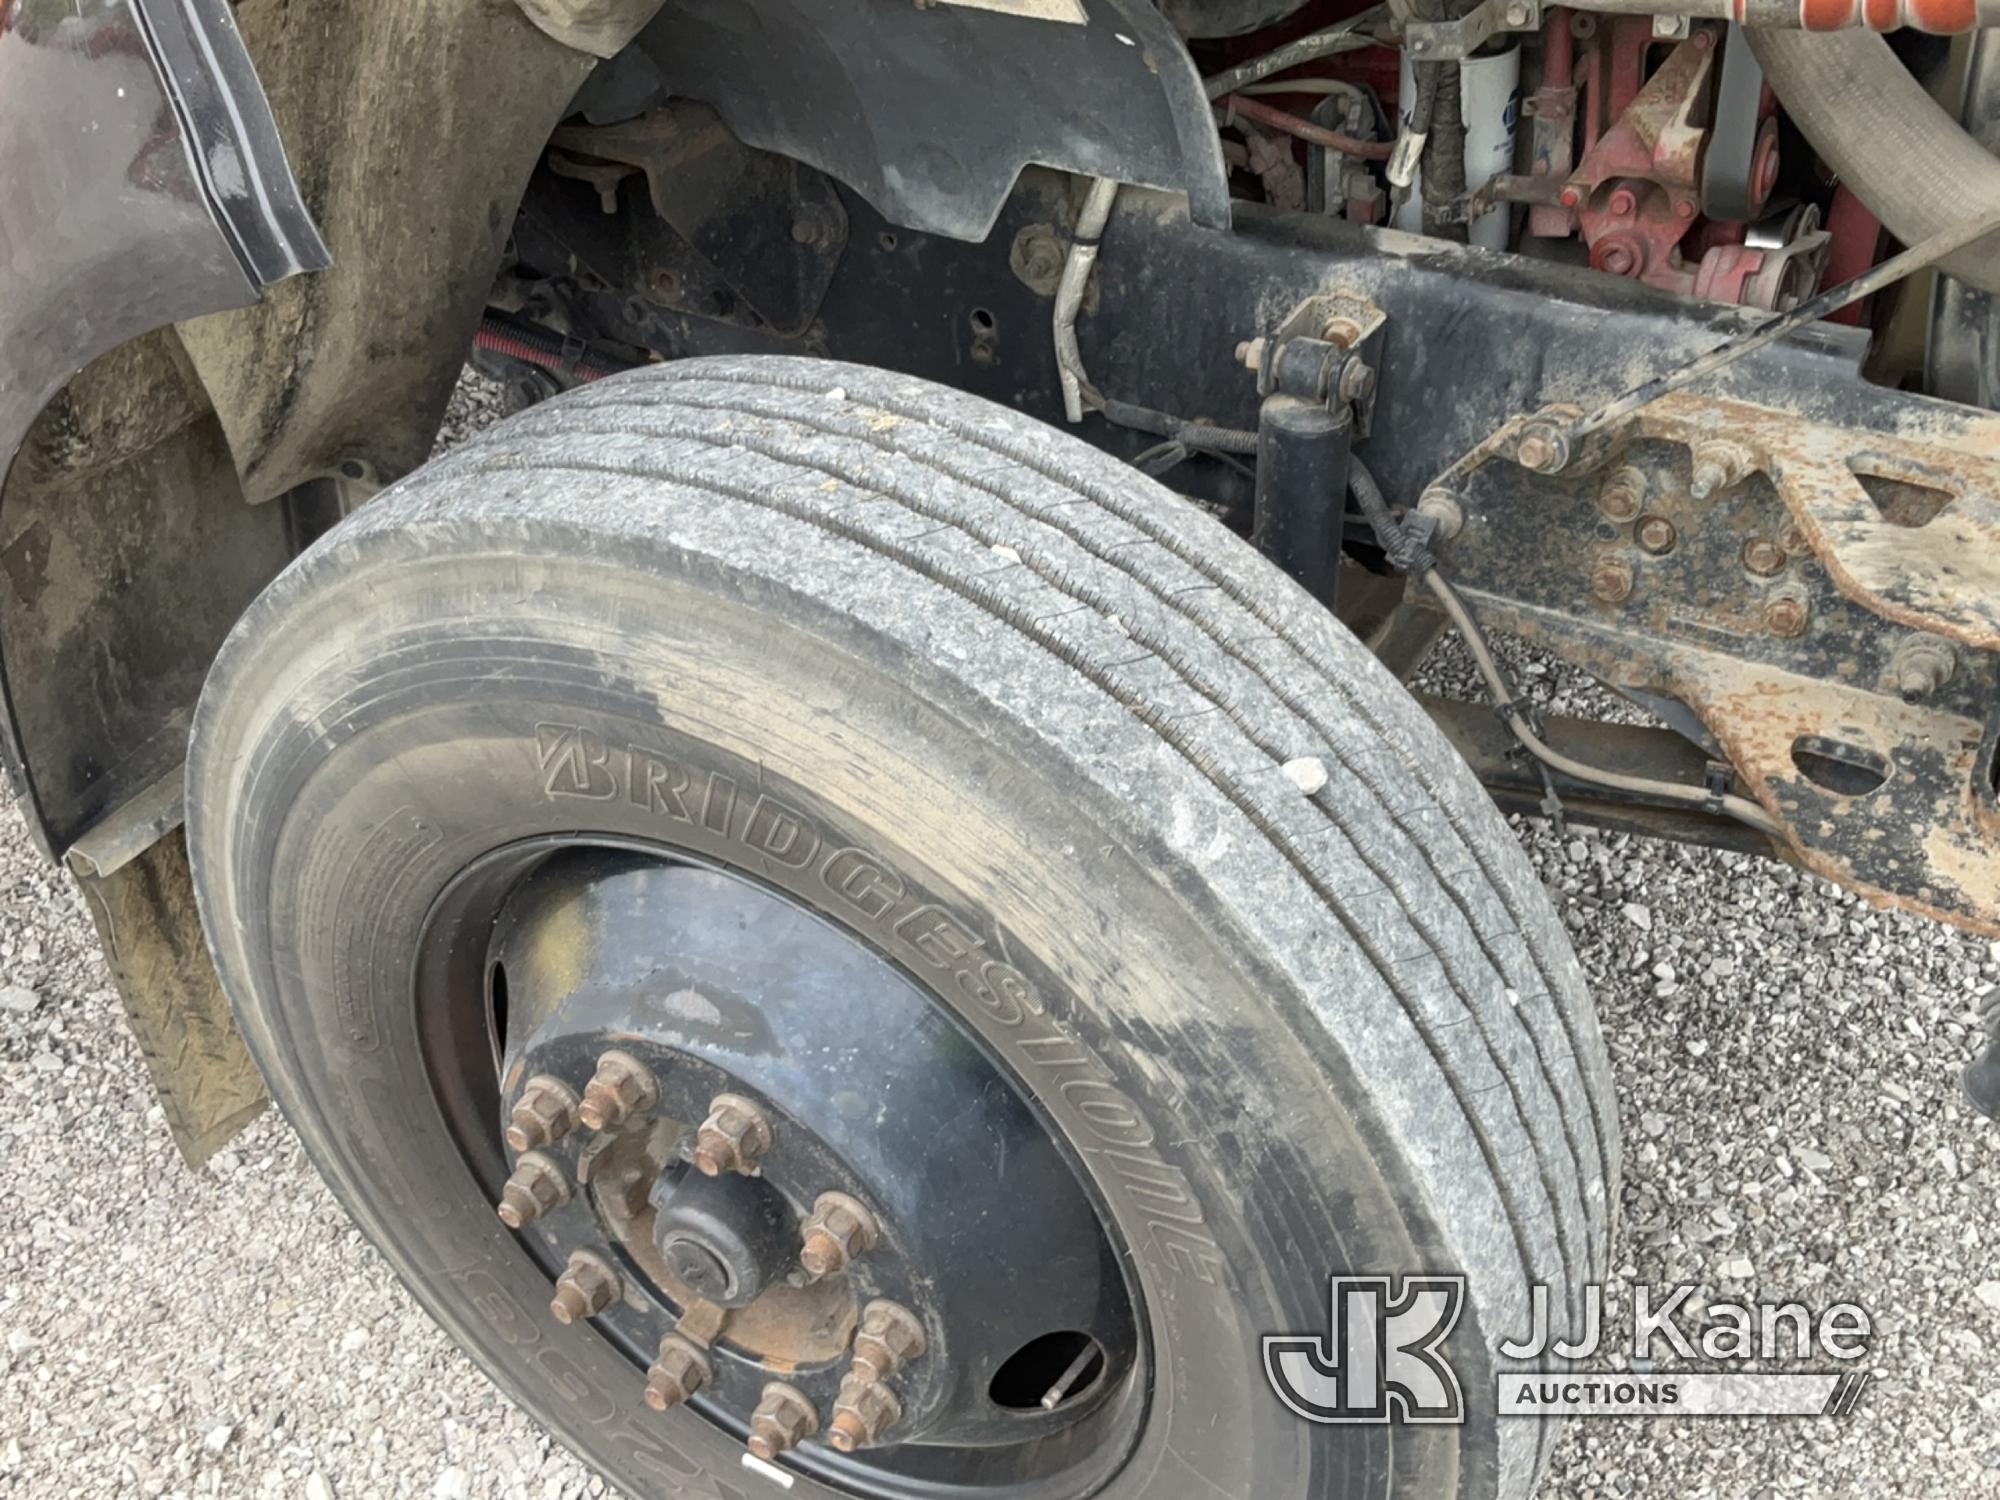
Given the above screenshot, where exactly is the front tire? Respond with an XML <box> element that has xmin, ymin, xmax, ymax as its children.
<box><xmin>188</xmin><ymin>356</ymin><xmax>1615</xmax><ymax>1500</ymax></box>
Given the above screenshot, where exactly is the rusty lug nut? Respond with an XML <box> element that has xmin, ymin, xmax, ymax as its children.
<box><xmin>1596</xmin><ymin>465</ymin><xmax>1646</xmax><ymax>523</ymax></box>
<box><xmin>643</xmin><ymin>1333</ymin><xmax>713</xmax><ymax>1412</ymax></box>
<box><xmin>746</xmin><ymin>1381</ymin><xmax>819</xmax><ymax>1461</ymax></box>
<box><xmin>550</xmin><ymin>1249</ymin><xmax>621</xmax><ymax>1325</ymax></box>
<box><xmin>690</xmin><ymin>1092</ymin><xmax>776</xmax><ymax>1177</ymax></box>
<box><xmin>577</xmin><ymin>1049</ymin><xmax>660</xmax><ymax>1133</ymax></box>
<box><xmin>827</xmin><ymin>1373</ymin><xmax>904</xmax><ymax>1454</ymax></box>
<box><xmin>1764</xmin><ymin>594</ymin><xmax>1809</xmax><ymax>639</ymax></box>
<box><xmin>799</xmin><ymin>1191</ymin><xmax>881</xmax><ymax>1281</ymax></box>
<box><xmin>851</xmin><ymin>1299</ymin><xmax>928</xmax><ymax>1384</ymax></box>
<box><xmin>1635</xmin><ymin>515</ymin><xmax>1678</xmax><ymax>555</ymax></box>
<box><xmin>1589</xmin><ymin>558</ymin><xmax>1635</xmax><ymax>605</ymax></box>
<box><xmin>1741</xmin><ymin>537</ymin><xmax>1787</xmax><ymax>577</ymax></box>
<box><xmin>505</xmin><ymin>1074</ymin><xmax>581</xmax><ymax>1153</ymax></box>
<box><xmin>496</xmin><ymin>1150</ymin><xmax>570</xmax><ymax>1229</ymax></box>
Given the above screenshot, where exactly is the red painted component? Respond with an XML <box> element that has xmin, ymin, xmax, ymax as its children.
<box><xmin>1562</xmin><ymin>28</ymin><xmax>1717</xmax><ymax>295</ymax></box>
<box><xmin>1822</xmin><ymin>185</ymin><xmax>1885</xmax><ymax>326</ymax></box>
<box><xmin>1219</xmin><ymin>94</ymin><xmax>1395</xmax><ymax>160</ymax></box>
<box><xmin>1527</xmin><ymin>8</ymin><xmax>1581</xmax><ymax>238</ymax></box>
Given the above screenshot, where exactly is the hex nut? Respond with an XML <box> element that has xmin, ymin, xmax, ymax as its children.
<box><xmin>799</xmin><ymin>1192</ymin><xmax>882</xmax><ymax>1281</ymax></box>
<box><xmin>577</xmin><ymin>1050</ymin><xmax>660</xmax><ymax>1133</ymax></box>
<box><xmin>643</xmin><ymin>1333</ymin><xmax>713</xmax><ymax>1412</ymax></box>
<box><xmin>1890</xmin><ymin>636</ymin><xmax>1956</xmax><ymax>703</ymax></box>
<box><xmin>1415</xmin><ymin>488</ymin><xmax>1464</xmax><ymax>541</ymax></box>
<box><xmin>747</xmin><ymin>1382</ymin><xmax>819</xmax><ymax>1460</ymax></box>
<box><xmin>827</xmin><ymin>1374</ymin><xmax>904</xmax><ymax>1453</ymax></box>
<box><xmin>496</xmin><ymin>1151</ymin><xmax>570</xmax><ymax>1229</ymax></box>
<box><xmin>851</xmin><ymin>1300</ymin><xmax>928</xmax><ymax>1383</ymax></box>
<box><xmin>1741</xmin><ymin>537</ymin><xmax>1786</xmax><ymax>577</ymax></box>
<box><xmin>550</xmin><ymin>1250</ymin><xmax>621</xmax><ymax>1326</ymax></box>
<box><xmin>1589</xmin><ymin>558</ymin><xmax>1635</xmax><ymax>605</ymax></box>
<box><xmin>505</xmin><ymin>1074</ymin><xmax>581</xmax><ymax>1153</ymax></box>
<box><xmin>1515</xmin><ymin>422</ymin><xmax>1569</xmax><ymax>473</ymax></box>
<box><xmin>1764</xmin><ymin>594</ymin><xmax>1809</xmax><ymax>639</ymax></box>
<box><xmin>1689</xmin><ymin>438</ymin><xmax>1754</xmax><ymax>499</ymax></box>
<box><xmin>1596</xmin><ymin>466</ymin><xmax>1646</xmax><ymax>523</ymax></box>
<box><xmin>690</xmin><ymin>1093</ymin><xmax>776</xmax><ymax>1177</ymax></box>
<box><xmin>1635</xmin><ymin>515</ymin><xmax>1678</xmax><ymax>555</ymax></box>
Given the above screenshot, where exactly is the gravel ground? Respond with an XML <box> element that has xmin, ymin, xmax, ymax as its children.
<box><xmin>1</xmin><ymin>372</ymin><xmax>1996</xmax><ymax>1499</ymax></box>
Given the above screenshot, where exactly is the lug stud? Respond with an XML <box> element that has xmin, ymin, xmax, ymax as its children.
<box><xmin>643</xmin><ymin>1333</ymin><xmax>712</xmax><ymax>1412</ymax></box>
<box><xmin>850</xmin><ymin>1299</ymin><xmax>928</xmax><ymax>1383</ymax></box>
<box><xmin>505</xmin><ymin>1074</ymin><xmax>581</xmax><ymax>1153</ymax></box>
<box><xmin>496</xmin><ymin>1150</ymin><xmax>570</xmax><ymax>1228</ymax></box>
<box><xmin>550</xmin><ymin>1249</ymin><xmax>621</xmax><ymax>1325</ymax></box>
<box><xmin>799</xmin><ymin>1191</ymin><xmax>881</xmax><ymax>1281</ymax></box>
<box><xmin>690</xmin><ymin>1093</ymin><xmax>775</xmax><ymax>1177</ymax></box>
<box><xmin>827</xmin><ymin>1373</ymin><xmax>903</xmax><ymax>1453</ymax></box>
<box><xmin>577</xmin><ymin>1050</ymin><xmax>660</xmax><ymax>1133</ymax></box>
<box><xmin>747</xmin><ymin>1381</ymin><xmax>819</xmax><ymax>1460</ymax></box>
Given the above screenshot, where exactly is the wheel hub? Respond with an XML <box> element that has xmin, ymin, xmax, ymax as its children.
<box><xmin>472</xmin><ymin>848</ymin><xmax>1143</xmax><ymax>1492</ymax></box>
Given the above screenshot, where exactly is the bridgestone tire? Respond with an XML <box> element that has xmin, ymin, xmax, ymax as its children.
<box><xmin>188</xmin><ymin>356</ymin><xmax>1616</xmax><ymax>1500</ymax></box>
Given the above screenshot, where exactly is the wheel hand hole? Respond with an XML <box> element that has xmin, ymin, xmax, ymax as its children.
<box><xmin>988</xmin><ymin>1330</ymin><xmax>1106</xmax><ymax>1411</ymax></box>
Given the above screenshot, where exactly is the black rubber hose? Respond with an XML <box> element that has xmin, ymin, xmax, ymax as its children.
<box><xmin>1749</xmin><ymin>30</ymin><xmax>2000</xmax><ymax>294</ymax></box>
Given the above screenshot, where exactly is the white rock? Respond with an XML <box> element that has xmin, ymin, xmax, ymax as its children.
<box><xmin>306</xmin><ymin>1475</ymin><xmax>336</xmax><ymax>1500</ymax></box>
<box><xmin>339</xmin><ymin>1328</ymin><xmax>369</xmax><ymax>1354</ymax></box>
<box><xmin>1719</xmin><ymin>1257</ymin><xmax>1755</xmax><ymax>1280</ymax></box>
<box><xmin>1975</xmin><ymin>1280</ymin><xmax>2000</xmax><ymax>1312</ymax></box>
<box><xmin>1794</xmin><ymin>1147</ymin><xmax>1833</xmax><ymax>1173</ymax></box>
<box><xmin>435</xmin><ymin>1468</ymin><xmax>471</xmax><ymax>1500</ymax></box>
<box><xmin>1280</xmin><ymin>757</ymin><xmax>1328</xmax><ymax>796</ymax></box>
<box><xmin>1622</xmin><ymin>902</ymin><xmax>1653</xmax><ymax>932</ymax></box>
<box><xmin>0</xmin><ymin>986</ymin><xmax>38</xmax><ymax>1015</ymax></box>
<box><xmin>203</xmin><ymin>1424</ymin><xmax>234</xmax><ymax>1454</ymax></box>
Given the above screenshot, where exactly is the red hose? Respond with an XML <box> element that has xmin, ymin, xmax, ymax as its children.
<box><xmin>474</xmin><ymin>321</ymin><xmax>621</xmax><ymax>382</ymax></box>
<box><xmin>1219</xmin><ymin>94</ymin><xmax>1394</xmax><ymax>161</ymax></box>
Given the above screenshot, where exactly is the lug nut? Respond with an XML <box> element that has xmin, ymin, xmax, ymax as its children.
<box><xmin>1596</xmin><ymin>465</ymin><xmax>1646</xmax><ymax>523</ymax></box>
<box><xmin>496</xmin><ymin>1151</ymin><xmax>570</xmax><ymax>1228</ymax></box>
<box><xmin>1635</xmin><ymin>515</ymin><xmax>1678</xmax><ymax>555</ymax></box>
<box><xmin>643</xmin><ymin>1333</ymin><xmax>713</xmax><ymax>1412</ymax></box>
<box><xmin>1764</xmin><ymin>594</ymin><xmax>1809</xmax><ymax>638</ymax></box>
<box><xmin>577</xmin><ymin>1050</ymin><xmax>660</xmax><ymax>1133</ymax></box>
<box><xmin>550</xmin><ymin>1249</ymin><xmax>621</xmax><ymax>1325</ymax></box>
<box><xmin>690</xmin><ymin>1093</ymin><xmax>776</xmax><ymax>1177</ymax></box>
<box><xmin>799</xmin><ymin>1192</ymin><xmax>881</xmax><ymax>1281</ymax></box>
<box><xmin>827</xmin><ymin>1373</ymin><xmax>904</xmax><ymax>1453</ymax></box>
<box><xmin>851</xmin><ymin>1300</ymin><xmax>928</xmax><ymax>1383</ymax></box>
<box><xmin>1742</xmin><ymin>537</ymin><xmax>1786</xmax><ymax>577</ymax></box>
<box><xmin>747</xmin><ymin>1381</ymin><xmax>819</xmax><ymax>1461</ymax></box>
<box><xmin>1589</xmin><ymin>558</ymin><xmax>1634</xmax><ymax>604</ymax></box>
<box><xmin>505</xmin><ymin>1074</ymin><xmax>581</xmax><ymax>1153</ymax></box>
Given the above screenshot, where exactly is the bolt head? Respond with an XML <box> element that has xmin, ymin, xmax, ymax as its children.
<box><xmin>1559</xmin><ymin>186</ymin><xmax>1581</xmax><ymax>209</ymax></box>
<box><xmin>1589</xmin><ymin>558</ymin><xmax>1634</xmax><ymax>604</ymax></box>
<box><xmin>506</xmin><ymin>1075</ymin><xmax>580</xmax><ymax>1153</ymax></box>
<box><xmin>828</xmin><ymin>1374</ymin><xmax>904</xmax><ymax>1453</ymax></box>
<box><xmin>1515</xmin><ymin>423</ymin><xmax>1570</xmax><ymax>474</ymax></box>
<box><xmin>690</xmin><ymin>1092</ymin><xmax>775</xmax><ymax>1177</ymax></box>
<box><xmin>644</xmin><ymin>1335</ymin><xmax>712</xmax><ymax>1412</ymax></box>
<box><xmin>1764</xmin><ymin>595</ymin><xmax>1809</xmax><ymax>638</ymax></box>
<box><xmin>799</xmin><ymin>1192</ymin><xmax>881</xmax><ymax>1281</ymax></box>
<box><xmin>577</xmin><ymin>1050</ymin><xmax>660</xmax><ymax>1133</ymax></box>
<box><xmin>496</xmin><ymin>1151</ymin><xmax>570</xmax><ymax>1229</ymax></box>
<box><xmin>747</xmin><ymin>1383</ymin><xmax>819</xmax><ymax>1460</ymax></box>
<box><xmin>1636</xmin><ymin>516</ymin><xmax>1678</xmax><ymax>555</ymax></box>
<box><xmin>1503</xmin><ymin>0</ymin><xmax>1532</xmax><ymax>24</ymax></box>
<box><xmin>1415</xmin><ymin>488</ymin><xmax>1465</xmax><ymax>541</ymax></box>
<box><xmin>1596</xmin><ymin>467</ymin><xmax>1645</xmax><ymax>522</ymax></box>
<box><xmin>1742</xmin><ymin>538</ymin><xmax>1786</xmax><ymax>576</ymax></box>
<box><xmin>1607</xmin><ymin>187</ymin><xmax>1638</xmax><ymax>219</ymax></box>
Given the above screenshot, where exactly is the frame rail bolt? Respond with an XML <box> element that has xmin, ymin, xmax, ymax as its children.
<box><xmin>1635</xmin><ymin>515</ymin><xmax>1678</xmax><ymax>555</ymax></box>
<box><xmin>550</xmin><ymin>1250</ymin><xmax>621</xmax><ymax>1326</ymax></box>
<box><xmin>690</xmin><ymin>1092</ymin><xmax>776</xmax><ymax>1177</ymax></box>
<box><xmin>1891</xmin><ymin>637</ymin><xmax>1956</xmax><ymax>703</ymax></box>
<box><xmin>578</xmin><ymin>1049</ymin><xmax>661</xmax><ymax>1133</ymax></box>
<box><xmin>643</xmin><ymin>1333</ymin><xmax>713</xmax><ymax>1412</ymax></box>
<box><xmin>1764</xmin><ymin>593</ymin><xmax>1809</xmax><ymax>639</ymax></box>
<box><xmin>747</xmin><ymin>1382</ymin><xmax>819</xmax><ymax>1461</ymax></box>
<box><xmin>1415</xmin><ymin>488</ymin><xmax>1464</xmax><ymax>541</ymax></box>
<box><xmin>1589</xmin><ymin>557</ymin><xmax>1635</xmax><ymax>605</ymax></box>
<box><xmin>1596</xmin><ymin>466</ymin><xmax>1646</xmax><ymax>523</ymax></box>
<box><xmin>496</xmin><ymin>1150</ymin><xmax>570</xmax><ymax>1229</ymax></box>
<box><xmin>506</xmin><ymin>1074</ymin><xmax>581</xmax><ymax>1153</ymax></box>
<box><xmin>1689</xmin><ymin>438</ymin><xmax>1754</xmax><ymax>500</ymax></box>
<box><xmin>827</xmin><ymin>1373</ymin><xmax>905</xmax><ymax>1453</ymax></box>
<box><xmin>799</xmin><ymin>1191</ymin><xmax>882</xmax><ymax>1281</ymax></box>
<box><xmin>1514</xmin><ymin>421</ymin><xmax>1570</xmax><ymax>474</ymax></box>
<box><xmin>1741</xmin><ymin>537</ymin><xmax>1786</xmax><ymax>577</ymax></box>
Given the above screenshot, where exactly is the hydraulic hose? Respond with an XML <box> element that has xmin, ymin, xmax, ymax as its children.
<box><xmin>1749</xmin><ymin>30</ymin><xmax>2000</xmax><ymax>294</ymax></box>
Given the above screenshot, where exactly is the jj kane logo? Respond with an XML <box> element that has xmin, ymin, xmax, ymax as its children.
<box><xmin>1266</xmin><ymin>1276</ymin><xmax>1873</xmax><ymax>1424</ymax></box>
